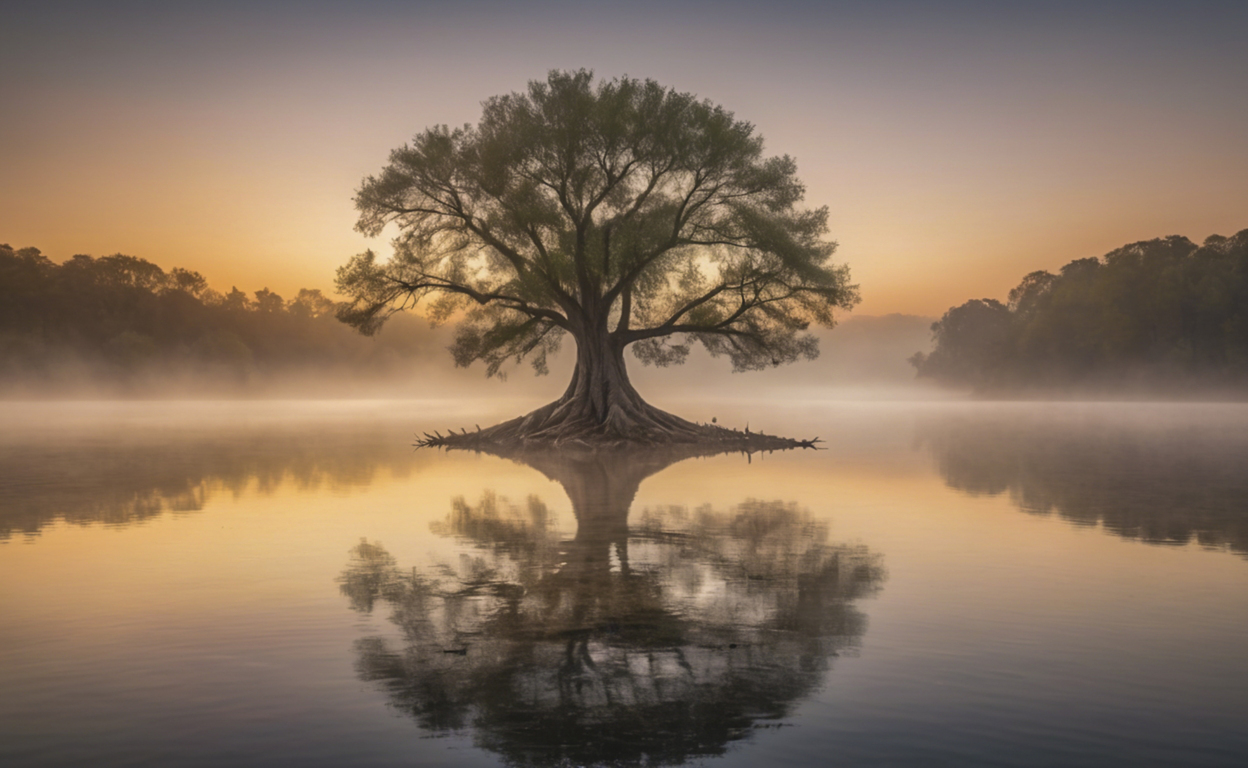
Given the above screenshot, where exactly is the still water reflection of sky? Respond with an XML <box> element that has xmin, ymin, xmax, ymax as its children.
<box><xmin>1</xmin><ymin>400</ymin><xmax>1246</xmax><ymax>767</ymax></box>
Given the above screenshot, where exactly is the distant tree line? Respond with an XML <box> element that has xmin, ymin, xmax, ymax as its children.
<box><xmin>911</xmin><ymin>229</ymin><xmax>1248</xmax><ymax>393</ymax></box>
<box><xmin>0</xmin><ymin>244</ymin><xmax>444</xmax><ymax>394</ymax></box>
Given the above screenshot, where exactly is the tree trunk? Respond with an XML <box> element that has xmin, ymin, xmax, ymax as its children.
<box><xmin>560</xmin><ymin>328</ymin><xmax>652</xmax><ymax>424</ymax></box>
<box><xmin>522</xmin><ymin>323</ymin><xmax>700</xmax><ymax>442</ymax></box>
<box><xmin>420</xmin><ymin>321</ymin><xmax>820</xmax><ymax>449</ymax></box>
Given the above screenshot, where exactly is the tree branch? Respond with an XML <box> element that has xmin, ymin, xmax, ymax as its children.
<box><xmin>387</xmin><ymin>273</ymin><xmax>570</xmax><ymax>329</ymax></box>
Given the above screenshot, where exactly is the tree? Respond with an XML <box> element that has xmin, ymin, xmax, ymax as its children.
<box><xmin>910</xmin><ymin>298</ymin><xmax>1012</xmax><ymax>388</ymax></box>
<box><xmin>336</xmin><ymin>70</ymin><xmax>856</xmax><ymax>446</ymax></box>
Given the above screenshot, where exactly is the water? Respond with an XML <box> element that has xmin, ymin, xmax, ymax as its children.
<box><xmin>2</xmin><ymin>399</ymin><xmax>1246</xmax><ymax>767</ymax></box>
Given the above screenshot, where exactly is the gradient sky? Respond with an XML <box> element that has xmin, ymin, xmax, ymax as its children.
<box><xmin>3</xmin><ymin>0</ymin><xmax>1246</xmax><ymax>316</ymax></box>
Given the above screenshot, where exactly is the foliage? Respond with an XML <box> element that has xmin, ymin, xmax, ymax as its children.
<box><xmin>336</xmin><ymin>69</ymin><xmax>857</xmax><ymax>379</ymax></box>
<box><xmin>912</xmin><ymin>229</ymin><xmax>1248</xmax><ymax>392</ymax></box>
<box><xmin>0</xmin><ymin>243</ymin><xmax>440</xmax><ymax>394</ymax></box>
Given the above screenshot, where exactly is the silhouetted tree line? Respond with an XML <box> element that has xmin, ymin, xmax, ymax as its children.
<box><xmin>0</xmin><ymin>244</ymin><xmax>442</xmax><ymax>393</ymax></box>
<box><xmin>911</xmin><ymin>229</ymin><xmax>1248</xmax><ymax>393</ymax></box>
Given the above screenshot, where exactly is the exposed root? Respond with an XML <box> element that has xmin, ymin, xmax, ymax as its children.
<box><xmin>415</xmin><ymin>398</ymin><xmax>821</xmax><ymax>453</ymax></box>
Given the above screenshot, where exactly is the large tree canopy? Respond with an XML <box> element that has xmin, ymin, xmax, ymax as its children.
<box><xmin>336</xmin><ymin>70</ymin><xmax>856</xmax><ymax>445</ymax></box>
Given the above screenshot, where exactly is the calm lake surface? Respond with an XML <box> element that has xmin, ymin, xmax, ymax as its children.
<box><xmin>2</xmin><ymin>399</ymin><xmax>1246</xmax><ymax>767</ymax></box>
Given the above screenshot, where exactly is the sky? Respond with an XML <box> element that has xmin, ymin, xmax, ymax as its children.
<box><xmin>3</xmin><ymin>0</ymin><xmax>1246</xmax><ymax>317</ymax></box>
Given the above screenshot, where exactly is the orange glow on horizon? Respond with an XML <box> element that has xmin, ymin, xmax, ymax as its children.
<box><xmin>2</xmin><ymin>3</ymin><xmax>1245</xmax><ymax>317</ymax></box>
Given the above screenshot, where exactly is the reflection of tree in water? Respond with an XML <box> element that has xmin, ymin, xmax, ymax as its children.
<box><xmin>340</xmin><ymin>449</ymin><xmax>884</xmax><ymax>767</ymax></box>
<box><xmin>919</xmin><ymin>410</ymin><xmax>1248</xmax><ymax>556</ymax></box>
<box><xmin>0</xmin><ymin>422</ymin><xmax>417</xmax><ymax>540</ymax></box>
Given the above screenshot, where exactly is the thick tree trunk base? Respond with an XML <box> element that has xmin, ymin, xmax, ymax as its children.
<box><xmin>416</xmin><ymin>395</ymin><xmax>821</xmax><ymax>452</ymax></box>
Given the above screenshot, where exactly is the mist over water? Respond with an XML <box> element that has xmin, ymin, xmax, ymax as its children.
<box><xmin>0</xmin><ymin>310</ymin><xmax>939</xmax><ymax>402</ymax></box>
<box><xmin>2</xmin><ymin>399</ymin><xmax>1247</xmax><ymax>766</ymax></box>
